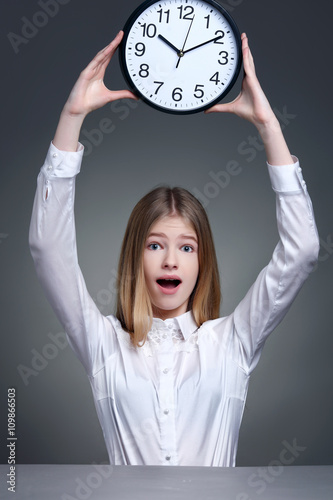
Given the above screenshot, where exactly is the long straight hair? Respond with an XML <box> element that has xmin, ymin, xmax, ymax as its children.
<box><xmin>116</xmin><ymin>186</ymin><xmax>221</xmax><ymax>347</ymax></box>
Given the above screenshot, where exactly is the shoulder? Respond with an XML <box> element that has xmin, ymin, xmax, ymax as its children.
<box><xmin>198</xmin><ymin>314</ymin><xmax>234</xmax><ymax>346</ymax></box>
<box><xmin>105</xmin><ymin>314</ymin><xmax>122</xmax><ymax>328</ymax></box>
<box><xmin>105</xmin><ymin>314</ymin><xmax>136</xmax><ymax>351</ymax></box>
<box><xmin>201</xmin><ymin>314</ymin><xmax>231</xmax><ymax>331</ymax></box>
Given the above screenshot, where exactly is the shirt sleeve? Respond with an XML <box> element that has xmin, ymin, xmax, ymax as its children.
<box><xmin>232</xmin><ymin>156</ymin><xmax>320</xmax><ymax>374</ymax></box>
<box><xmin>29</xmin><ymin>142</ymin><xmax>115</xmax><ymax>376</ymax></box>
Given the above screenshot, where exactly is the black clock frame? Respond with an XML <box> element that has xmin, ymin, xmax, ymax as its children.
<box><xmin>119</xmin><ymin>0</ymin><xmax>243</xmax><ymax>115</ymax></box>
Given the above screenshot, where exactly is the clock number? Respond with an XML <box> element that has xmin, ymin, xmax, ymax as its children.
<box><xmin>194</xmin><ymin>84</ymin><xmax>205</xmax><ymax>99</ymax></box>
<box><xmin>139</xmin><ymin>64</ymin><xmax>149</xmax><ymax>78</ymax></box>
<box><xmin>157</xmin><ymin>8</ymin><xmax>170</xmax><ymax>23</ymax></box>
<box><xmin>214</xmin><ymin>30</ymin><xmax>225</xmax><ymax>44</ymax></box>
<box><xmin>172</xmin><ymin>87</ymin><xmax>183</xmax><ymax>101</ymax></box>
<box><xmin>135</xmin><ymin>43</ymin><xmax>145</xmax><ymax>57</ymax></box>
<box><xmin>177</xmin><ymin>5</ymin><xmax>194</xmax><ymax>20</ymax></box>
<box><xmin>209</xmin><ymin>72</ymin><xmax>221</xmax><ymax>85</ymax></box>
<box><xmin>218</xmin><ymin>51</ymin><xmax>229</xmax><ymax>65</ymax></box>
<box><xmin>153</xmin><ymin>81</ymin><xmax>164</xmax><ymax>94</ymax></box>
<box><xmin>141</xmin><ymin>23</ymin><xmax>157</xmax><ymax>38</ymax></box>
<box><xmin>204</xmin><ymin>15</ymin><xmax>210</xmax><ymax>29</ymax></box>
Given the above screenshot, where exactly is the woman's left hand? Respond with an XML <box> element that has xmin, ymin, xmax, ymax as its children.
<box><xmin>205</xmin><ymin>33</ymin><xmax>276</xmax><ymax>129</ymax></box>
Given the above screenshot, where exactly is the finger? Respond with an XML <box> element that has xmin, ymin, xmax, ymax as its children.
<box><xmin>96</xmin><ymin>31</ymin><xmax>123</xmax><ymax>56</ymax></box>
<box><xmin>97</xmin><ymin>32</ymin><xmax>126</xmax><ymax>74</ymax></box>
<box><xmin>100</xmin><ymin>30</ymin><xmax>124</xmax><ymax>58</ymax></box>
<box><xmin>205</xmin><ymin>102</ymin><xmax>235</xmax><ymax>114</ymax></box>
<box><xmin>83</xmin><ymin>50</ymin><xmax>111</xmax><ymax>75</ymax></box>
<box><xmin>87</xmin><ymin>31</ymin><xmax>123</xmax><ymax>73</ymax></box>
<box><xmin>106</xmin><ymin>89</ymin><xmax>139</xmax><ymax>103</ymax></box>
<box><xmin>205</xmin><ymin>90</ymin><xmax>243</xmax><ymax>114</ymax></box>
<box><xmin>241</xmin><ymin>33</ymin><xmax>256</xmax><ymax>76</ymax></box>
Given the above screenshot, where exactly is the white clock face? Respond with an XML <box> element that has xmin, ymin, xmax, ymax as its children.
<box><xmin>120</xmin><ymin>0</ymin><xmax>242</xmax><ymax>114</ymax></box>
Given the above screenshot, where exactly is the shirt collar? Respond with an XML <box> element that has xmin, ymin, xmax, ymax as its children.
<box><xmin>152</xmin><ymin>311</ymin><xmax>198</xmax><ymax>340</ymax></box>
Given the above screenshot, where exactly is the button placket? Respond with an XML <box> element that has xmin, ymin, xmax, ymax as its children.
<box><xmin>156</xmin><ymin>327</ymin><xmax>177</xmax><ymax>465</ymax></box>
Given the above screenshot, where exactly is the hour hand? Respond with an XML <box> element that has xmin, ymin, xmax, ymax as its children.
<box><xmin>158</xmin><ymin>34</ymin><xmax>181</xmax><ymax>55</ymax></box>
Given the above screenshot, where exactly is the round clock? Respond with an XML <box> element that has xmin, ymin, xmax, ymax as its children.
<box><xmin>119</xmin><ymin>0</ymin><xmax>242</xmax><ymax>114</ymax></box>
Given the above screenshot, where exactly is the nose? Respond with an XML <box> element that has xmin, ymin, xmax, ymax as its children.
<box><xmin>162</xmin><ymin>248</ymin><xmax>178</xmax><ymax>269</ymax></box>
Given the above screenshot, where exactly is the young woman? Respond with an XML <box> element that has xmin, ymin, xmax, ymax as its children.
<box><xmin>29</xmin><ymin>31</ymin><xmax>319</xmax><ymax>466</ymax></box>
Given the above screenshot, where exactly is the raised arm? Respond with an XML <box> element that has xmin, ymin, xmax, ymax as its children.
<box><xmin>206</xmin><ymin>33</ymin><xmax>292</xmax><ymax>166</ymax></box>
<box><xmin>207</xmin><ymin>34</ymin><xmax>320</xmax><ymax>373</ymax></box>
<box><xmin>53</xmin><ymin>31</ymin><xmax>137</xmax><ymax>152</ymax></box>
<box><xmin>29</xmin><ymin>33</ymin><xmax>136</xmax><ymax>374</ymax></box>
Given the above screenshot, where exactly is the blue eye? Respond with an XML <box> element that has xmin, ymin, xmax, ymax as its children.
<box><xmin>181</xmin><ymin>245</ymin><xmax>193</xmax><ymax>253</ymax></box>
<box><xmin>148</xmin><ymin>243</ymin><xmax>161</xmax><ymax>251</ymax></box>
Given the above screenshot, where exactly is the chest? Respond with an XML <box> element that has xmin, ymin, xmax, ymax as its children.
<box><xmin>91</xmin><ymin>327</ymin><xmax>248</xmax><ymax>414</ymax></box>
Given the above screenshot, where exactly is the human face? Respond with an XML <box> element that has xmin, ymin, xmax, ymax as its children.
<box><xmin>143</xmin><ymin>215</ymin><xmax>199</xmax><ymax>319</ymax></box>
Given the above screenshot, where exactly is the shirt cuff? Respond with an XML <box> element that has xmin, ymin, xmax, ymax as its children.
<box><xmin>41</xmin><ymin>141</ymin><xmax>84</xmax><ymax>178</ymax></box>
<box><xmin>267</xmin><ymin>155</ymin><xmax>307</xmax><ymax>194</ymax></box>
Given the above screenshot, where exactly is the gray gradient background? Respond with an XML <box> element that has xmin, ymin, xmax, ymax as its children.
<box><xmin>1</xmin><ymin>0</ymin><xmax>332</xmax><ymax>466</ymax></box>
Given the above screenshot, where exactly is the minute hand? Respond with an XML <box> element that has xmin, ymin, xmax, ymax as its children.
<box><xmin>183</xmin><ymin>35</ymin><xmax>223</xmax><ymax>54</ymax></box>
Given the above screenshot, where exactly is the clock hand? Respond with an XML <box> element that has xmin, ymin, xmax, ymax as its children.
<box><xmin>176</xmin><ymin>15</ymin><xmax>195</xmax><ymax>69</ymax></box>
<box><xmin>183</xmin><ymin>35</ymin><xmax>223</xmax><ymax>54</ymax></box>
<box><xmin>158</xmin><ymin>34</ymin><xmax>181</xmax><ymax>54</ymax></box>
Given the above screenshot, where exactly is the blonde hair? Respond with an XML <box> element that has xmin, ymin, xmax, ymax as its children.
<box><xmin>116</xmin><ymin>186</ymin><xmax>221</xmax><ymax>347</ymax></box>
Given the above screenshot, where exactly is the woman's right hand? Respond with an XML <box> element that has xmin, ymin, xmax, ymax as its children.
<box><xmin>64</xmin><ymin>31</ymin><xmax>137</xmax><ymax>118</ymax></box>
<box><xmin>53</xmin><ymin>31</ymin><xmax>137</xmax><ymax>151</ymax></box>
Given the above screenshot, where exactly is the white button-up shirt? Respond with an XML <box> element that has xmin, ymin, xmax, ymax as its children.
<box><xmin>29</xmin><ymin>142</ymin><xmax>319</xmax><ymax>466</ymax></box>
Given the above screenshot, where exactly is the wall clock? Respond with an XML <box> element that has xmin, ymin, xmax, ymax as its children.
<box><xmin>119</xmin><ymin>0</ymin><xmax>242</xmax><ymax>114</ymax></box>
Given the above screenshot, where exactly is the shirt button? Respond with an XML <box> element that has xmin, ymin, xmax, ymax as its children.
<box><xmin>165</xmin><ymin>455</ymin><xmax>171</xmax><ymax>461</ymax></box>
<box><xmin>52</xmin><ymin>153</ymin><xmax>58</xmax><ymax>158</ymax></box>
<box><xmin>47</xmin><ymin>165</ymin><xmax>53</xmax><ymax>171</ymax></box>
<box><xmin>163</xmin><ymin>368</ymin><xmax>169</xmax><ymax>374</ymax></box>
<box><xmin>298</xmin><ymin>167</ymin><xmax>302</xmax><ymax>173</ymax></box>
<box><xmin>168</xmin><ymin>324</ymin><xmax>173</xmax><ymax>329</ymax></box>
<box><xmin>164</xmin><ymin>409</ymin><xmax>169</xmax><ymax>415</ymax></box>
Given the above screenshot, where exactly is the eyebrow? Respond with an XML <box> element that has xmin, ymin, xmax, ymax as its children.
<box><xmin>148</xmin><ymin>232</ymin><xmax>198</xmax><ymax>242</ymax></box>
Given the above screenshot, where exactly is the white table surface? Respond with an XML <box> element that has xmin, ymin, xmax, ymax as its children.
<box><xmin>1</xmin><ymin>464</ymin><xmax>332</xmax><ymax>499</ymax></box>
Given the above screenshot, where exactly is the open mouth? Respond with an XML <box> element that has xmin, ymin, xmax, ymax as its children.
<box><xmin>156</xmin><ymin>279</ymin><xmax>181</xmax><ymax>289</ymax></box>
